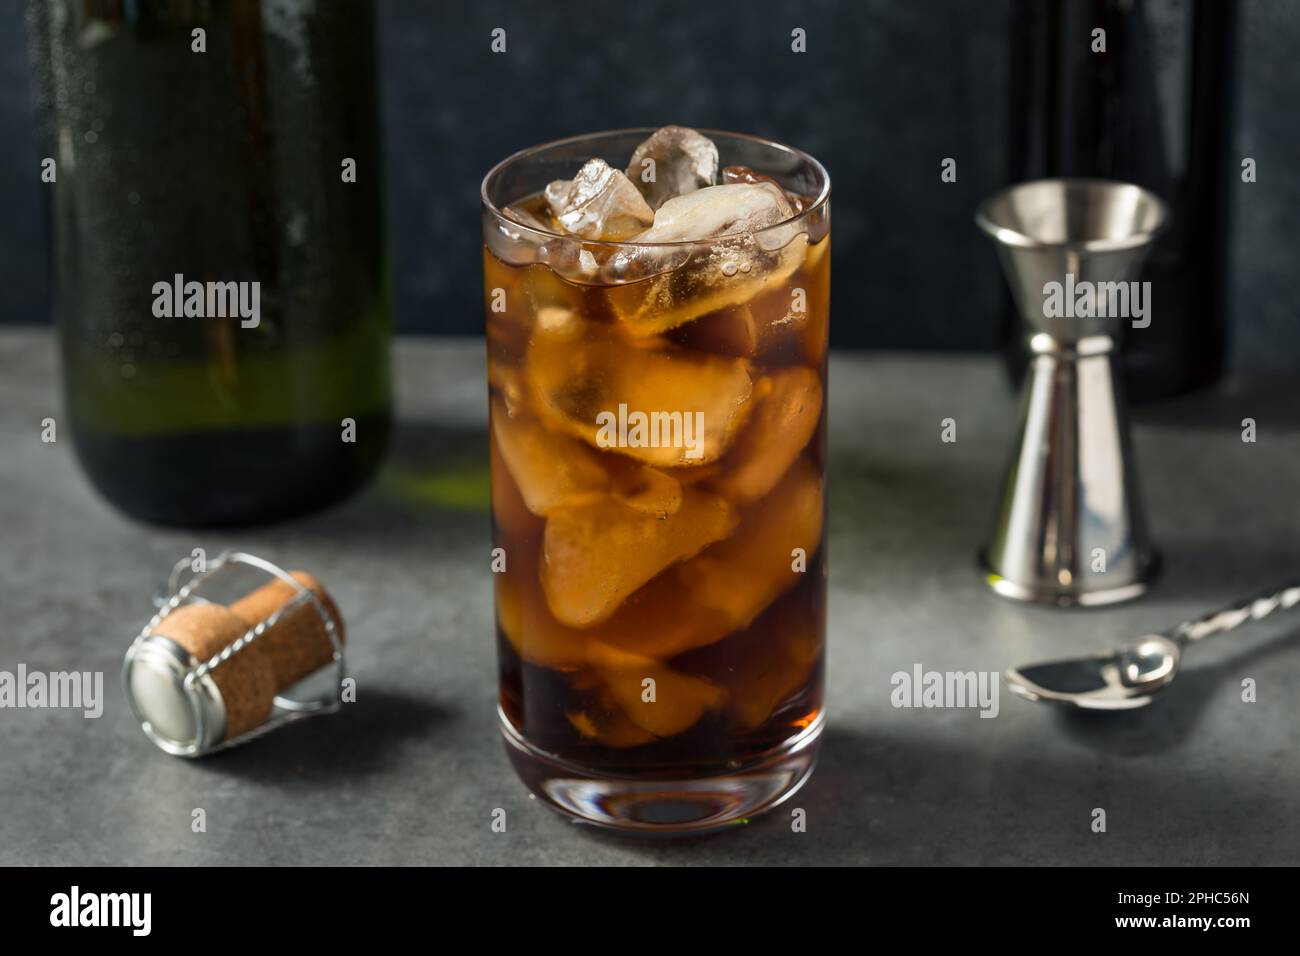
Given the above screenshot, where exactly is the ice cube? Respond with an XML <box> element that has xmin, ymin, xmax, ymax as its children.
<box><xmin>604</xmin><ymin>457</ymin><xmax>683</xmax><ymax>516</ymax></box>
<box><xmin>721</xmin><ymin>164</ymin><xmax>807</xmax><ymax>214</ymax></box>
<box><xmin>746</xmin><ymin>275</ymin><xmax>807</xmax><ymax>358</ymax></box>
<box><xmin>664</xmin><ymin>461</ymin><xmax>725</xmax><ymax>485</ymax></box>
<box><xmin>494</xmin><ymin>540</ymin><xmax>590</xmax><ymax>670</ymax></box>
<box><xmin>677</xmin><ymin>457</ymin><xmax>824</xmax><ymax>631</ymax></box>
<box><xmin>566</xmin><ymin>699</ymin><xmax>656</xmax><ymax>748</ymax></box>
<box><xmin>668</xmin><ymin>291</ymin><xmax>822</xmax><ymax>363</ymax></box>
<box><xmin>798</xmin><ymin>238</ymin><xmax>831</xmax><ymax>367</ymax></box>
<box><xmin>491</xmin><ymin>395</ymin><xmax>609</xmax><ymax>516</ymax></box>
<box><xmin>545</xmin><ymin>158</ymin><xmax>655</xmax><ymax>241</ymax></box>
<box><xmin>483</xmin><ymin>248</ymin><xmax>535</xmax><ymax>358</ymax></box>
<box><xmin>511</xmin><ymin>567</ymin><xmax>733</xmax><ymax>669</ymax></box>
<box><xmin>625</xmin><ymin>125</ymin><xmax>719</xmax><ymax>211</ymax></box>
<box><xmin>495</xmin><ymin>535</ymin><xmax>728</xmax><ymax>672</ymax></box>
<box><xmin>605</xmin><ymin>233</ymin><xmax>808</xmax><ymax>336</ymax></box>
<box><xmin>594</xmin><ymin>573</ymin><xmax>735</xmax><ymax>660</ymax></box>
<box><xmin>524</xmin><ymin>314</ymin><xmax>756</xmax><ymax>467</ymax></box>
<box><xmin>665</xmin><ymin>304</ymin><xmax>759</xmax><ymax>357</ymax></box>
<box><xmin>586</xmin><ymin>641</ymin><xmax>724</xmax><ymax>737</ymax></box>
<box><xmin>502</xmin><ymin>201</ymin><xmax>558</xmax><ymax>233</ymax></box>
<box><xmin>485</xmin><ymin>205</ymin><xmax>552</xmax><ymax>266</ymax></box>
<box><xmin>488</xmin><ymin>362</ymin><xmax>528</xmax><ymax>420</ymax></box>
<box><xmin>603</xmin><ymin>184</ymin><xmax>808</xmax><ymax>336</ymax></box>
<box><xmin>635</xmin><ymin>183</ymin><xmax>793</xmax><ymax>243</ymax></box>
<box><xmin>694</xmin><ymin>588</ymin><xmax>823</xmax><ymax>731</ymax></box>
<box><xmin>541</xmin><ymin>488</ymin><xmax>738</xmax><ymax>627</ymax></box>
<box><xmin>707</xmin><ymin>366</ymin><xmax>823</xmax><ymax>504</ymax></box>
<box><xmin>494</xmin><ymin>523</ymin><xmax>737</xmax><ymax>709</ymax></box>
<box><xmin>743</xmin><ymin>240</ymin><xmax>830</xmax><ymax>367</ymax></box>
<box><xmin>489</xmin><ymin>430</ymin><xmax>543</xmax><ymax>539</ymax></box>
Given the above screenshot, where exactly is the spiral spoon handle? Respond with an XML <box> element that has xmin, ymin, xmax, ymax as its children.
<box><xmin>1172</xmin><ymin>583</ymin><xmax>1300</xmax><ymax>644</ymax></box>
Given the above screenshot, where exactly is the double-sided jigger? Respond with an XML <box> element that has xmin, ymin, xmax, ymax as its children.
<box><xmin>976</xmin><ymin>179</ymin><xmax>1168</xmax><ymax>607</ymax></box>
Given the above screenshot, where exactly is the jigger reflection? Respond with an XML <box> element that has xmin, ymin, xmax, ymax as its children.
<box><xmin>976</xmin><ymin>179</ymin><xmax>1168</xmax><ymax>607</ymax></box>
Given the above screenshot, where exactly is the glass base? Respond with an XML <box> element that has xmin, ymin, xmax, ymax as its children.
<box><xmin>500</xmin><ymin>707</ymin><xmax>824</xmax><ymax>835</ymax></box>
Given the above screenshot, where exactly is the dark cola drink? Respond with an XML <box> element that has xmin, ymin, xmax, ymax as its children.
<box><xmin>481</xmin><ymin>127</ymin><xmax>830</xmax><ymax>832</ymax></box>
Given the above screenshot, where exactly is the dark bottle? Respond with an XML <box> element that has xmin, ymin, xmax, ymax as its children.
<box><xmin>29</xmin><ymin>0</ymin><xmax>391</xmax><ymax>526</ymax></box>
<box><xmin>1007</xmin><ymin>0</ymin><xmax>1237</xmax><ymax>401</ymax></box>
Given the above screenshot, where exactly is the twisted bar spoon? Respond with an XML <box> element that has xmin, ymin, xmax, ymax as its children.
<box><xmin>1005</xmin><ymin>582</ymin><xmax>1300</xmax><ymax>710</ymax></box>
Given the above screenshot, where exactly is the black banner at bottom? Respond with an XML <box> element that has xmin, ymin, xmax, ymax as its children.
<box><xmin>0</xmin><ymin>865</ymin><xmax>1277</xmax><ymax>940</ymax></box>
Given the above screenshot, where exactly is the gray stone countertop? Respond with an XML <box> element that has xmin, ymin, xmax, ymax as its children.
<box><xmin>1</xmin><ymin>330</ymin><xmax>1297</xmax><ymax>865</ymax></box>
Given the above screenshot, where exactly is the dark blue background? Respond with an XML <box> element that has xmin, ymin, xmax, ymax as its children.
<box><xmin>1</xmin><ymin>0</ymin><xmax>1296</xmax><ymax>368</ymax></box>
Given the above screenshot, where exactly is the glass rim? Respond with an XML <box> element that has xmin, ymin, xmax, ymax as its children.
<box><xmin>480</xmin><ymin>126</ymin><xmax>831</xmax><ymax>249</ymax></box>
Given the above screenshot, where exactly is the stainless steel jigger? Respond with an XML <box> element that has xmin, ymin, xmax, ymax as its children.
<box><xmin>976</xmin><ymin>179</ymin><xmax>1168</xmax><ymax>607</ymax></box>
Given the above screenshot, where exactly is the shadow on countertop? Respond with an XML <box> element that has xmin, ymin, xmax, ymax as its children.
<box><xmin>191</xmin><ymin>689</ymin><xmax>453</xmax><ymax>788</ymax></box>
<box><xmin>1054</xmin><ymin>626</ymin><xmax>1299</xmax><ymax>754</ymax></box>
<box><xmin>283</xmin><ymin>420</ymin><xmax>490</xmax><ymax>556</ymax></box>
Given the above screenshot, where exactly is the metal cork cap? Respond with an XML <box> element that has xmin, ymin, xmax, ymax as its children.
<box><xmin>123</xmin><ymin>569</ymin><xmax>345</xmax><ymax>757</ymax></box>
<box><xmin>124</xmin><ymin>629</ymin><xmax>230</xmax><ymax>754</ymax></box>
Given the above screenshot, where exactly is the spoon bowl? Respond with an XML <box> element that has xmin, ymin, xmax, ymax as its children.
<box><xmin>1005</xmin><ymin>634</ymin><xmax>1182</xmax><ymax>710</ymax></box>
<box><xmin>1005</xmin><ymin>582</ymin><xmax>1300</xmax><ymax>711</ymax></box>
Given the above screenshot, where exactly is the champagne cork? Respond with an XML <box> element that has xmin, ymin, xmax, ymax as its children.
<box><xmin>147</xmin><ymin>603</ymin><xmax>278</xmax><ymax>740</ymax></box>
<box><xmin>227</xmin><ymin>571</ymin><xmax>346</xmax><ymax>690</ymax></box>
<box><xmin>124</xmin><ymin>567</ymin><xmax>346</xmax><ymax>755</ymax></box>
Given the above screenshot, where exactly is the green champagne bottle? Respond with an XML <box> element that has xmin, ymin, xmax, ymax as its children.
<box><xmin>30</xmin><ymin>0</ymin><xmax>391</xmax><ymax>526</ymax></box>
